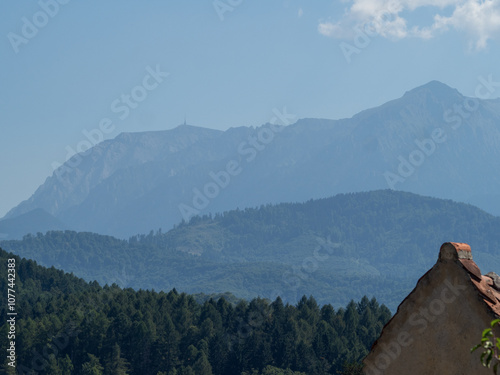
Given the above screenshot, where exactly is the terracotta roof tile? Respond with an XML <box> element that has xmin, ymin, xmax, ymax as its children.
<box><xmin>450</xmin><ymin>242</ymin><xmax>472</xmax><ymax>252</ymax></box>
<box><xmin>471</xmin><ymin>277</ymin><xmax>499</xmax><ymax>305</ymax></box>
<box><xmin>459</xmin><ymin>259</ymin><xmax>482</xmax><ymax>280</ymax></box>
<box><xmin>451</xmin><ymin>243</ymin><xmax>500</xmax><ymax>318</ymax></box>
<box><xmin>449</xmin><ymin>242</ymin><xmax>472</xmax><ymax>259</ymax></box>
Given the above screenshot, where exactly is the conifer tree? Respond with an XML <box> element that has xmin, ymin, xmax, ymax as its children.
<box><xmin>104</xmin><ymin>343</ymin><xmax>130</xmax><ymax>375</ymax></box>
<box><xmin>81</xmin><ymin>354</ymin><xmax>104</xmax><ymax>375</ymax></box>
<box><xmin>193</xmin><ymin>352</ymin><xmax>213</xmax><ymax>375</ymax></box>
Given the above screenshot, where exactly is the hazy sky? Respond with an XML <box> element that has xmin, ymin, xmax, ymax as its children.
<box><xmin>2</xmin><ymin>0</ymin><xmax>500</xmax><ymax>217</ymax></box>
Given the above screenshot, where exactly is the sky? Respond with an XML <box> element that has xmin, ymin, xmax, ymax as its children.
<box><xmin>1</xmin><ymin>0</ymin><xmax>500</xmax><ymax>218</ymax></box>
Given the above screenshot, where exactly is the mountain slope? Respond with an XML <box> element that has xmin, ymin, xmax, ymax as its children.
<box><xmin>0</xmin><ymin>208</ymin><xmax>69</xmax><ymax>239</ymax></box>
<box><xmin>5</xmin><ymin>81</ymin><xmax>500</xmax><ymax>238</ymax></box>
<box><xmin>3</xmin><ymin>190</ymin><xmax>500</xmax><ymax>311</ymax></box>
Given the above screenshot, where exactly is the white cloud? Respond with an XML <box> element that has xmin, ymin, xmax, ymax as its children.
<box><xmin>434</xmin><ymin>0</ymin><xmax>500</xmax><ymax>49</ymax></box>
<box><xmin>298</xmin><ymin>8</ymin><xmax>304</xmax><ymax>18</ymax></box>
<box><xmin>319</xmin><ymin>0</ymin><xmax>500</xmax><ymax>49</ymax></box>
<box><xmin>318</xmin><ymin>21</ymin><xmax>355</xmax><ymax>39</ymax></box>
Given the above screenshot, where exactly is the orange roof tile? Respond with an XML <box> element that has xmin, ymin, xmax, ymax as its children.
<box><xmin>443</xmin><ymin>242</ymin><xmax>500</xmax><ymax>318</ymax></box>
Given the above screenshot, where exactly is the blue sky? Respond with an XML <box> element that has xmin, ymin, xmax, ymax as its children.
<box><xmin>1</xmin><ymin>0</ymin><xmax>500</xmax><ymax>217</ymax></box>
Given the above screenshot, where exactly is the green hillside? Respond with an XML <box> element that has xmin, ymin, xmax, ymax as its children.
<box><xmin>0</xmin><ymin>247</ymin><xmax>390</xmax><ymax>375</ymax></box>
<box><xmin>2</xmin><ymin>190</ymin><xmax>499</xmax><ymax>310</ymax></box>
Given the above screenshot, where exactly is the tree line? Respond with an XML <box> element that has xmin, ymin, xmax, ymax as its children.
<box><xmin>0</xmin><ymin>248</ymin><xmax>391</xmax><ymax>374</ymax></box>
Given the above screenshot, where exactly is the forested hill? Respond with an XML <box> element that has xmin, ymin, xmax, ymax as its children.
<box><xmin>0</xmin><ymin>247</ymin><xmax>390</xmax><ymax>375</ymax></box>
<box><xmin>2</xmin><ymin>190</ymin><xmax>500</xmax><ymax>311</ymax></box>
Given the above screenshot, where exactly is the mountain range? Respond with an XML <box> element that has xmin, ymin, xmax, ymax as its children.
<box><xmin>3</xmin><ymin>190</ymin><xmax>500</xmax><ymax>311</ymax></box>
<box><xmin>3</xmin><ymin>80</ymin><xmax>500</xmax><ymax>239</ymax></box>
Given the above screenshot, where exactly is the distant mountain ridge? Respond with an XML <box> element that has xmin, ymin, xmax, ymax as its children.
<box><xmin>4</xmin><ymin>81</ymin><xmax>500</xmax><ymax>238</ymax></box>
<box><xmin>0</xmin><ymin>208</ymin><xmax>67</xmax><ymax>239</ymax></box>
<box><xmin>3</xmin><ymin>190</ymin><xmax>500</xmax><ymax>311</ymax></box>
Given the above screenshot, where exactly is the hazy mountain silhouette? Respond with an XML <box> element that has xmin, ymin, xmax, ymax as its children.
<box><xmin>0</xmin><ymin>208</ymin><xmax>68</xmax><ymax>239</ymax></box>
<box><xmin>5</xmin><ymin>81</ymin><xmax>500</xmax><ymax>238</ymax></box>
